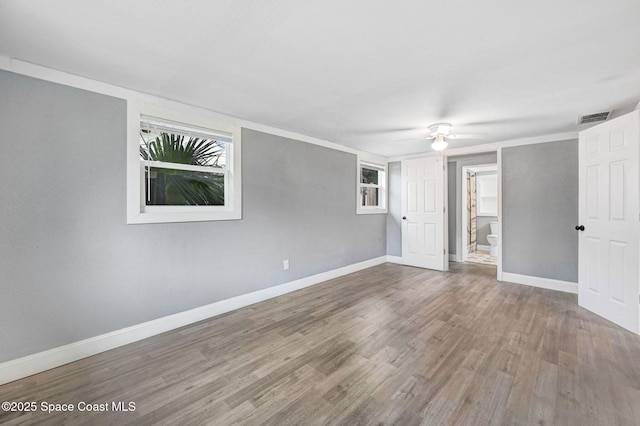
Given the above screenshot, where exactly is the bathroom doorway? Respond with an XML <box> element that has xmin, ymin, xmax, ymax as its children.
<box><xmin>461</xmin><ymin>164</ymin><xmax>498</xmax><ymax>266</ymax></box>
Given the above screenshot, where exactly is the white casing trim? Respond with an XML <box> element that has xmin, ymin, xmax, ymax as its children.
<box><xmin>0</xmin><ymin>57</ymin><xmax>385</xmax><ymax>163</ymax></box>
<box><xmin>502</xmin><ymin>272</ymin><xmax>578</xmax><ymax>294</ymax></box>
<box><xmin>0</xmin><ymin>256</ymin><xmax>387</xmax><ymax>386</ymax></box>
<box><xmin>496</xmin><ymin>148</ymin><xmax>503</xmax><ymax>281</ymax></box>
<box><xmin>388</xmin><ymin>132</ymin><xmax>579</xmax><ymax>163</ymax></box>
<box><xmin>387</xmin><ymin>151</ymin><xmax>440</xmax><ymax>163</ymax></box>
<box><xmin>241</xmin><ymin>121</ymin><xmax>384</xmax><ymax>162</ymax></box>
<box><xmin>498</xmin><ymin>132</ymin><xmax>578</xmax><ymax>148</ymax></box>
<box><xmin>438</xmin><ymin>142</ymin><xmax>502</xmax><ymax>159</ymax></box>
<box><xmin>0</xmin><ymin>56</ymin><xmax>576</xmax><ymax>166</ymax></box>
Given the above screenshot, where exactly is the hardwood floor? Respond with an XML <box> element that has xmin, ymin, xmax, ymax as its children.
<box><xmin>2</xmin><ymin>262</ymin><xmax>640</xmax><ymax>425</ymax></box>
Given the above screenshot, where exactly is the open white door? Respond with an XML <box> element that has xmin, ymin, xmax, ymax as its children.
<box><xmin>578</xmin><ymin>110</ymin><xmax>640</xmax><ymax>334</ymax></box>
<box><xmin>401</xmin><ymin>156</ymin><xmax>446</xmax><ymax>271</ymax></box>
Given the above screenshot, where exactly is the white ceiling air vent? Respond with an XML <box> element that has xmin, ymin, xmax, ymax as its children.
<box><xmin>578</xmin><ymin>110</ymin><xmax>612</xmax><ymax>124</ymax></box>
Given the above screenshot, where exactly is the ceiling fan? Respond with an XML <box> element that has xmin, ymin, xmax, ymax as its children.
<box><xmin>401</xmin><ymin>123</ymin><xmax>487</xmax><ymax>151</ymax></box>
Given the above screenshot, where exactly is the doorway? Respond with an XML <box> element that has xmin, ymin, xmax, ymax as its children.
<box><xmin>445</xmin><ymin>151</ymin><xmax>500</xmax><ymax>277</ymax></box>
<box><xmin>461</xmin><ymin>164</ymin><xmax>498</xmax><ymax>266</ymax></box>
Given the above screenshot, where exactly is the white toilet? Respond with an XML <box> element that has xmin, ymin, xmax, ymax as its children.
<box><xmin>487</xmin><ymin>221</ymin><xmax>498</xmax><ymax>257</ymax></box>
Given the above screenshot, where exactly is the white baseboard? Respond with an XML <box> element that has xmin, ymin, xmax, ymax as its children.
<box><xmin>0</xmin><ymin>256</ymin><xmax>387</xmax><ymax>386</ymax></box>
<box><xmin>501</xmin><ymin>272</ymin><xmax>578</xmax><ymax>294</ymax></box>
<box><xmin>449</xmin><ymin>254</ymin><xmax>459</xmax><ymax>262</ymax></box>
<box><xmin>476</xmin><ymin>245</ymin><xmax>491</xmax><ymax>251</ymax></box>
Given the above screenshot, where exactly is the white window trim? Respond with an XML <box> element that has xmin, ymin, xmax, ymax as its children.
<box><xmin>356</xmin><ymin>157</ymin><xmax>388</xmax><ymax>214</ymax></box>
<box><xmin>127</xmin><ymin>101</ymin><xmax>242</xmax><ymax>224</ymax></box>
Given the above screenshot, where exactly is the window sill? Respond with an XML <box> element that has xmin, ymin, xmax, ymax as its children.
<box><xmin>127</xmin><ymin>209</ymin><xmax>241</xmax><ymax>224</ymax></box>
<box><xmin>356</xmin><ymin>208</ymin><xmax>388</xmax><ymax>215</ymax></box>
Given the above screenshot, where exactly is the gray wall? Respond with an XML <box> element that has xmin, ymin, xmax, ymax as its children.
<box><xmin>386</xmin><ymin>161</ymin><xmax>402</xmax><ymax>256</ymax></box>
<box><xmin>447</xmin><ymin>153</ymin><xmax>498</xmax><ymax>256</ymax></box>
<box><xmin>502</xmin><ymin>140</ymin><xmax>578</xmax><ymax>282</ymax></box>
<box><xmin>0</xmin><ymin>70</ymin><xmax>386</xmax><ymax>362</ymax></box>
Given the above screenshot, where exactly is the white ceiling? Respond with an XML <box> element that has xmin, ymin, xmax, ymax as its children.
<box><xmin>1</xmin><ymin>0</ymin><xmax>639</xmax><ymax>157</ymax></box>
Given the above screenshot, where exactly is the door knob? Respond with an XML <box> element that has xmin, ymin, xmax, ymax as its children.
<box><xmin>575</xmin><ymin>225</ymin><xmax>585</xmax><ymax>231</ymax></box>
<box><xmin>402</xmin><ymin>216</ymin><xmax>407</xmax><ymax>220</ymax></box>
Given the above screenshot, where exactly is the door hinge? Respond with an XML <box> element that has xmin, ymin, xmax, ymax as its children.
<box><xmin>443</xmin><ymin>249</ymin><xmax>446</xmax><ymax>255</ymax></box>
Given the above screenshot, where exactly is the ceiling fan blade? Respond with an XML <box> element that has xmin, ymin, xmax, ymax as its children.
<box><xmin>447</xmin><ymin>133</ymin><xmax>488</xmax><ymax>140</ymax></box>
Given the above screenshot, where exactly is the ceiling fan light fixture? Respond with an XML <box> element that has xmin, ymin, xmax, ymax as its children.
<box><xmin>431</xmin><ymin>135</ymin><xmax>448</xmax><ymax>151</ymax></box>
<box><xmin>429</xmin><ymin>122</ymin><xmax>452</xmax><ymax>137</ymax></box>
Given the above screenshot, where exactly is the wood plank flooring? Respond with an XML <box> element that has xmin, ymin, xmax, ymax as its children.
<box><xmin>1</xmin><ymin>262</ymin><xmax>640</xmax><ymax>425</ymax></box>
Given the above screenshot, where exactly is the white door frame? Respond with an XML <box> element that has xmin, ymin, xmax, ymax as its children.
<box><xmin>460</xmin><ymin>164</ymin><xmax>498</xmax><ymax>263</ymax></box>
<box><xmin>444</xmin><ymin>145</ymin><xmax>503</xmax><ymax>281</ymax></box>
<box><xmin>461</xmin><ymin>165</ymin><xmax>470</xmax><ymax>263</ymax></box>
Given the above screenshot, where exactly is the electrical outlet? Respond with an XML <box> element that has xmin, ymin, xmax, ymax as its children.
<box><xmin>283</xmin><ymin>259</ymin><xmax>290</xmax><ymax>270</ymax></box>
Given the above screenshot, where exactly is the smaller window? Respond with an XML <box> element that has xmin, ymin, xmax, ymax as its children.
<box><xmin>357</xmin><ymin>160</ymin><xmax>387</xmax><ymax>214</ymax></box>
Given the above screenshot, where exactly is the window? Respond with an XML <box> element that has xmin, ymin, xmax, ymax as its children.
<box><xmin>139</xmin><ymin>115</ymin><xmax>228</xmax><ymax>207</ymax></box>
<box><xmin>357</xmin><ymin>160</ymin><xmax>387</xmax><ymax>214</ymax></box>
<box><xmin>127</xmin><ymin>105</ymin><xmax>241</xmax><ymax>224</ymax></box>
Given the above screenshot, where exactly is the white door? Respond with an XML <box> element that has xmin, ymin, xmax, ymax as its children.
<box><xmin>578</xmin><ymin>110</ymin><xmax>640</xmax><ymax>334</ymax></box>
<box><xmin>401</xmin><ymin>156</ymin><xmax>446</xmax><ymax>270</ymax></box>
